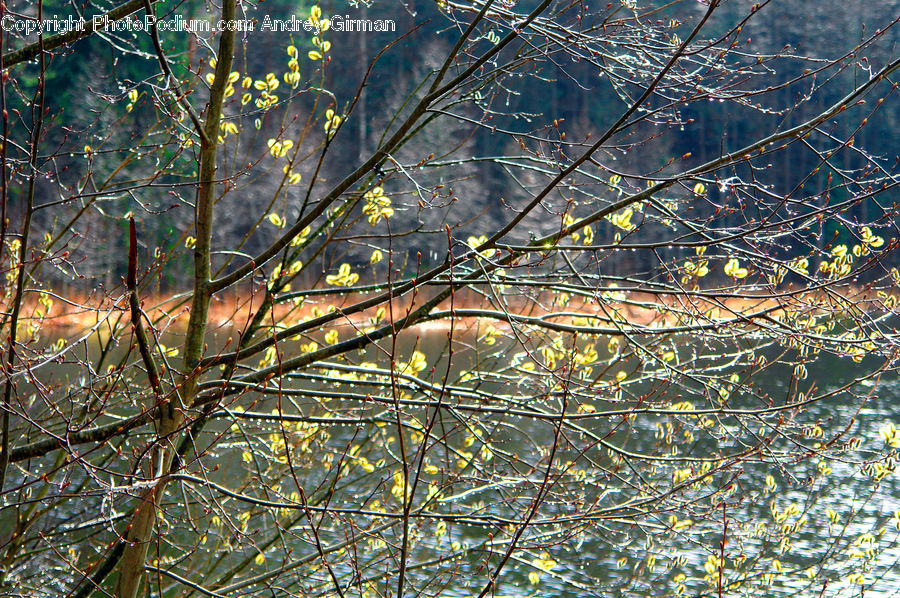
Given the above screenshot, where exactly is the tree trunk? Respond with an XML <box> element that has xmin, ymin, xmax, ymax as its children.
<box><xmin>112</xmin><ymin>0</ymin><xmax>236</xmax><ymax>593</ymax></box>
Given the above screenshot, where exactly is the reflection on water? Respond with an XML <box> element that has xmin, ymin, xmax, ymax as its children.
<box><xmin>19</xmin><ymin>323</ymin><xmax>900</xmax><ymax>598</ymax></box>
<box><xmin>386</xmin><ymin>334</ymin><xmax>900</xmax><ymax>598</ymax></box>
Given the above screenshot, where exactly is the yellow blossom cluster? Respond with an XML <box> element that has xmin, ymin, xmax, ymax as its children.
<box><xmin>326</xmin><ymin>263</ymin><xmax>359</xmax><ymax>287</ymax></box>
<box><xmin>398</xmin><ymin>350</ymin><xmax>428</xmax><ymax>376</ymax></box>
<box><xmin>324</xmin><ymin>108</ymin><xmax>342</xmax><ymax>138</ymax></box>
<box><xmin>724</xmin><ymin>257</ymin><xmax>748</xmax><ymax>279</ymax></box>
<box><xmin>466</xmin><ymin>234</ymin><xmax>496</xmax><ymax>259</ymax></box>
<box><xmin>362</xmin><ymin>186</ymin><xmax>392</xmax><ymax>225</ymax></box>
<box><xmin>267</xmin><ymin>137</ymin><xmax>294</xmax><ymax>158</ymax></box>
<box><xmin>528</xmin><ymin>552</ymin><xmax>557</xmax><ymax>585</ymax></box>
<box><xmin>125</xmin><ymin>89</ymin><xmax>138</xmax><ymax>113</ymax></box>
<box><xmin>284</xmin><ymin>45</ymin><xmax>301</xmax><ymax>87</ymax></box>
<box><xmin>607</xmin><ymin>207</ymin><xmax>636</xmax><ymax>232</ymax></box>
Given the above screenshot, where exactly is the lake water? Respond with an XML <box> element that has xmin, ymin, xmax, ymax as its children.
<box><xmin>16</xmin><ymin>323</ymin><xmax>900</xmax><ymax>598</ymax></box>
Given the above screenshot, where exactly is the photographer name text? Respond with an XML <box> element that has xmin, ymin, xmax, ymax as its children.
<box><xmin>2</xmin><ymin>14</ymin><xmax>395</xmax><ymax>36</ymax></box>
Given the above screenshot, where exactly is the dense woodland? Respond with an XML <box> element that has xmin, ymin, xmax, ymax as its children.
<box><xmin>9</xmin><ymin>0</ymin><xmax>900</xmax><ymax>290</ymax></box>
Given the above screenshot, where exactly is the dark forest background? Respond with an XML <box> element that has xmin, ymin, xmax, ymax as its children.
<box><xmin>7</xmin><ymin>0</ymin><xmax>900</xmax><ymax>291</ymax></box>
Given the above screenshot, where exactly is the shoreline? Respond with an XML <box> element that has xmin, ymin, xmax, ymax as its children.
<box><xmin>7</xmin><ymin>284</ymin><xmax>891</xmax><ymax>341</ymax></box>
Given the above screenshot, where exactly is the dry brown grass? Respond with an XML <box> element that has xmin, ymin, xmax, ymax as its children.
<box><xmin>7</xmin><ymin>284</ymin><xmax>886</xmax><ymax>341</ymax></box>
